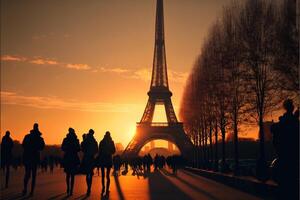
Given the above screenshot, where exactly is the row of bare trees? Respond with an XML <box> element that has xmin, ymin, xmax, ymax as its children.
<box><xmin>180</xmin><ymin>0</ymin><xmax>298</xmax><ymax>178</ymax></box>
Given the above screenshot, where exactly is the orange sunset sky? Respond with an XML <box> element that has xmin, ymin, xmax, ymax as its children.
<box><xmin>1</xmin><ymin>0</ymin><xmax>257</xmax><ymax>147</ymax></box>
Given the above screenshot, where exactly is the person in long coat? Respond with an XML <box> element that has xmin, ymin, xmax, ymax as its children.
<box><xmin>271</xmin><ymin>99</ymin><xmax>299</xmax><ymax>200</ymax></box>
<box><xmin>1</xmin><ymin>131</ymin><xmax>14</xmax><ymax>188</ymax></box>
<box><xmin>98</xmin><ymin>131</ymin><xmax>115</xmax><ymax>196</ymax></box>
<box><xmin>61</xmin><ymin>128</ymin><xmax>80</xmax><ymax>196</ymax></box>
<box><xmin>81</xmin><ymin>129</ymin><xmax>98</xmax><ymax>196</ymax></box>
<box><xmin>22</xmin><ymin>123</ymin><xmax>45</xmax><ymax>196</ymax></box>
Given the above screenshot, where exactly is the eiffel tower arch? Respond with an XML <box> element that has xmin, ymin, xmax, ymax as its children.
<box><xmin>123</xmin><ymin>0</ymin><xmax>193</xmax><ymax>159</ymax></box>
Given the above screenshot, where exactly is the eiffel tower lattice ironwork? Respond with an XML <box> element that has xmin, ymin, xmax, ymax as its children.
<box><xmin>123</xmin><ymin>0</ymin><xmax>193</xmax><ymax>159</ymax></box>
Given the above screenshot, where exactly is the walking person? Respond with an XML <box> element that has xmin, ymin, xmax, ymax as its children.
<box><xmin>1</xmin><ymin>131</ymin><xmax>14</xmax><ymax>188</ymax></box>
<box><xmin>49</xmin><ymin>156</ymin><xmax>54</xmax><ymax>173</ymax></box>
<box><xmin>154</xmin><ymin>154</ymin><xmax>159</xmax><ymax>170</ymax></box>
<box><xmin>146</xmin><ymin>154</ymin><xmax>153</xmax><ymax>172</ymax></box>
<box><xmin>113</xmin><ymin>155</ymin><xmax>121</xmax><ymax>176</ymax></box>
<box><xmin>61</xmin><ymin>128</ymin><xmax>80</xmax><ymax>196</ymax></box>
<box><xmin>98</xmin><ymin>131</ymin><xmax>115</xmax><ymax>196</ymax></box>
<box><xmin>271</xmin><ymin>99</ymin><xmax>299</xmax><ymax>200</ymax></box>
<box><xmin>22</xmin><ymin>123</ymin><xmax>45</xmax><ymax>196</ymax></box>
<box><xmin>81</xmin><ymin>129</ymin><xmax>98</xmax><ymax>196</ymax></box>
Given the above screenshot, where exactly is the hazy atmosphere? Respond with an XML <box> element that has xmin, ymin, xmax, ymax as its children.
<box><xmin>1</xmin><ymin>0</ymin><xmax>234</xmax><ymax>145</ymax></box>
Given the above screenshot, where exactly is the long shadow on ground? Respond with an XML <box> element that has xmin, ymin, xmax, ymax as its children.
<box><xmin>114</xmin><ymin>174</ymin><xmax>125</xmax><ymax>200</ymax></box>
<box><xmin>161</xmin><ymin>169</ymin><xmax>218</xmax><ymax>200</ymax></box>
<box><xmin>148</xmin><ymin>170</ymin><xmax>192</xmax><ymax>200</ymax></box>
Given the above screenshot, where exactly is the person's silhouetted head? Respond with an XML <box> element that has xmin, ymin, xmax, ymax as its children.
<box><xmin>283</xmin><ymin>99</ymin><xmax>294</xmax><ymax>113</ymax></box>
<box><xmin>104</xmin><ymin>131</ymin><xmax>112</xmax><ymax>140</ymax></box>
<box><xmin>5</xmin><ymin>131</ymin><xmax>10</xmax><ymax>137</ymax></box>
<box><xmin>105</xmin><ymin>131</ymin><xmax>110</xmax><ymax>137</ymax></box>
<box><xmin>33</xmin><ymin>123</ymin><xmax>39</xmax><ymax>131</ymax></box>
<box><xmin>82</xmin><ymin>133</ymin><xmax>86</xmax><ymax>140</ymax></box>
<box><xmin>68</xmin><ymin>127</ymin><xmax>75</xmax><ymax>134</ymax></box>
<box><xmin>88</xmin><ymin>129</ymin><xmax>94</xmax><ymax>135</ymax></box>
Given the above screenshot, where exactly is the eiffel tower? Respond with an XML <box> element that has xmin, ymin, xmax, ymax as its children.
<box><xmin>123</xmin><ymin>0</ymin><xmax>193</xmax><ymax>159</ymax></box>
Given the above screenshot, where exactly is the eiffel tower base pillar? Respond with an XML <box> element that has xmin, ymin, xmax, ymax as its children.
<box><xmin>123</xmin><ymin>123</ymin><xmax>193</xmax><ymax>161</ymax></box>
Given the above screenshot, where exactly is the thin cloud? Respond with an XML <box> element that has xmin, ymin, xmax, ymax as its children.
<box><xmin>129</xmin><ymin>68</ymin><xmax>151</xmax><ymax>82</ymax></box>
<box><xmin>1</xmin><ymin>54</ymin><xmax>90</xmax><ymax>71</ymax></box>
<box><xmin>168</xmin><ymin>70</ymin><xmax>188</xmax><ymax>83</ymax></box>
<box><xmin>1</xmin><ymin>91</ymin><xmax>139</xmax><ymax>113</ymax></box>
<box><xmin>99</xmin><ymin>67</ymin><xmax>129</xmax><ymax>74</ymax></box>
<box><xmin>30</xmin><ymin>58</ymin><xmax>58</xmax><ymax>65</ymax></box>
<box><xmin>1</xmin><ymin>55</ymin><xmax>26</xmax><ymax>62</ymax></box>
<box><xmin>66</xmin><ymin>63</ymin><xmax>91</xmax><ymax>70</ymax></box>
<box><xmin>126</xmin><ymin>68</ymin><xmax>188</xmax><ymax>84</ymax></box>
<box><xmin>1</xmin><ymin>54</ymin><xmax>188</xmax><ymax>82</ymax></box>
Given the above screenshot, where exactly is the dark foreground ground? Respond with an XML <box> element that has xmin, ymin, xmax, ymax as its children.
<box><xmin>0</xmin><ymin>167</ymin><xmax>262</xmax><ymax>200</ymax></box>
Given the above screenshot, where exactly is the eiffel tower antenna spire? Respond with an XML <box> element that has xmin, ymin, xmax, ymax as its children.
<box><xmin>151</xmin><ymin>0</ymin><xmax>168</xmax><ymax>89</ymax></box>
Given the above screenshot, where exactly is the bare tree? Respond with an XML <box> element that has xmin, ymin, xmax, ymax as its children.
<box><xmin>221</xmin><ymin>2</ymin><xmax>248</xmax><ymax>175</ymax></box>
<box><xmin>273</xmin><ymin>0</ymin><xmax>299</xmax><ymax>98</ymax></box>
<box><xmin>238</xmin><ymin>0</ymin><xmax>280</xmax><ymax>179</ymax></box>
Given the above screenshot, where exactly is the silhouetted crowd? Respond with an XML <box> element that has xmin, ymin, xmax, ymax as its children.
<box><xmin>1</xmin><ymin>124</ymin><xmax>184</xmax><ymax>198</ymax></box>
<box><xmin>120</xmin><ymin>154</ymin><xmax>185</xmax><ymax>177</ymax></box>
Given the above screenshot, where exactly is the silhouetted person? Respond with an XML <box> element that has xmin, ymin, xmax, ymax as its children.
<box><xmin>82</xmin><ymin>133</ymin><xmax>87</xmax><ymax>141</ymax></box>
<box><xmin>81</xmin><ymin>129</ymin><xmax>98</xmax><ymax>196</ymax></box>
<box><xmin>159</xmin><ymin>155</ymin><xmax>166</xmax><ymax>169</ymax></box>
<box><xmin>122</xmin><ymin>159</ymin><xmax>129</xmax><ymax>175</ymax></box>
<box><xmin>130</xmin><ymin>156</ymin><xmax>143</xmax><ymax>175</ymax></box>
<box><xmin>22</xmin><ymin>123</ymin><xmax>45</xmax><ymax>196</ymax></box>
<box><xmin>61</xmin><ymin>128</ymin><xmax>80</xmax><ymax>196</ymax></box>
<box><xmin>113</xmin><ymin>155</ymin><xmax>121</xmax><ymax>176</ymax></box>
<box><xmin>142</xmin><ymin>155</ymin><xmax>147</xmax><ymax>172</ymax></box>
<box><xmin>98</xmin><ymin>131</ymin><xmax>116</xmax><ymax>196</ymax></box>
<box><xmin>41</xmin><ymin>157</ymin><xmax>48</xmax><ymax>172</ymax></box>
<box><xmin>154</xmin><ymin>154</ymin><xmax>159</xmax><ymax>170</ymax></box>
<box><xmin>271</xmin><ymin>99</ymin><xmax>299</xmax><ymax>200</ymax></box>
<box><xmin>1</xmin><ymin>131</ymin><xmax>14</xmax><ymax>188</ymax></box>
<box><xmin>142</xmin><ymin>154</ymin><xmax>152</xmax><ymax>172</ymax></box>
<box><xmin>146</xmin><ymin>154</ymin><xmax>153</xmax><ymax>172</ymax></box>
<box><xmin>167</xmin><ymin>155</ymin><xmax>184</xmax><ymax>175</ymax></box>
<box><xmin>49</xmin><ymin>156</ymin><xmax>54</xmax><ymax>173</ymax></box>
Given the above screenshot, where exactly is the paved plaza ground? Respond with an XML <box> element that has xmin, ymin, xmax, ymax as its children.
<box><xmin>0</xmin><ymin>167</ymin><xmax>263</xmax><ymax>200</ymax></box>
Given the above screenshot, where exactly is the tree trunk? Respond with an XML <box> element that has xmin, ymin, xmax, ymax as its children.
<box><xmin>214</xmin><ymin>121</ymin><xmax>219</xmax><ymax>171</ymax></box>
<box><xmin>199</xmin><ymin>126</ymin><xmax>203</xmax><ymax>168</ymax></box>
<box><xmin>220</xmin><ymin>111</ymin><xmax>227</xmax><ymax>172</ymax></box>
<box><xmin>204</xmin><ymin>126</ymin><xmax>208</xmax><ymax>169</ymax></box>
<box><xmin>258</xmin><ymin>114</ymin><xmax>265</xmax><ymax>162</ymax></box>
<box><xmin>233</xmin><ymin>111</ymin><xmax>239</xmax><ymax>175</ymax></box>
<box><xmin>209</xmin><ymin>121</ymin><xmax>213</xmax><ymax>169</ymax></box>
<box><xmin>221</xmin><ymin>129</ymin><xmax>226</xmax><ymax>164</ymax></box>
<box><xmin>256</xmin><ymin>112</ymin><xmax>268</xmax><ymax>180</ymax></box>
